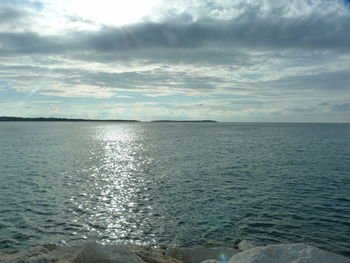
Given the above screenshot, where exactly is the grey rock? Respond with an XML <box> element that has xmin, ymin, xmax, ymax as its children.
<box><xmin>0</xmin><ymin>246</ymin><xmax>51</xmax><ymax>263</ymax></box>
<box><xmin>48</xmin><ymin>246</ymin><xmax>81</xmax><ymax>263</ymax></box>
<box><xmin>134</xmin><ymin>250</ymin><xmax>183</xmax><ymax>263</ymax></box>
<box><xmin>165</xmin><ymin>247</ymin><xmax>239</xmax><ymax>263</ymax></box>
<box><xmin>128</xmin><ymin>244</ymin><xmax>183</xmax><ymax>263</ymax></box>
<box><xmin>200</xmin><ymin>260</ymin><xmax>222</xmax><ymax>263</ymax></box>
<box><xmin>127</xmin><ymin>244</ymin><xmax>165</xmax><ymax>257</ymax></box>
<box><xmin>228</xmin><ymin>243</ymin><xmax>350</xmax><ymax>263</ymax></box>
<box><xmin>74</xmin><ymin>242</ymin><xmax>145</xmax><ymax>263</ymax></box>
<box><xmin>237</xmin><ymin>240</ymin><xmax>259</xmax><ymax>251</ymax></box>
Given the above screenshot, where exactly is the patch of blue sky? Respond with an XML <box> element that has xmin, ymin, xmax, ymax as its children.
<box><xmin>343</xmin><ymin>0</ymin><xmax>350</xmax><ymax>8</ymax></box>
<box><xmin>0</xmin><ymin>0</ymin><xmax>43</xmax><ymax>10</ymax></box>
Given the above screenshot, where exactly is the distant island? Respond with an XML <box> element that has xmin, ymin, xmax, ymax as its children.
<box><xmin>0</xmin><ymin>117</ymin><xmax>218</xmax><ymax>123</ymax></box>
<box><xmin>150</xmin><ymin>120</ymin><xmax>217</xmax><ymax>122</ymax></box>
<box><xmin>0</xmin><ymin>116</ymin><xmax>140</xmax><ymax>122</ymax></box>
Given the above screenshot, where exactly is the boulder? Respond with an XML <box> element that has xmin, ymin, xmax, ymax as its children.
<box><xmin>165</xmin><ymin>247</ymin><xmax>239</xmax><ymax>263</ymax></box>
<box><xmin>228</xmin><ymin>243</ymin><xmax>350</xmax><ymax>263</ymax></box>
<box><xmin>48</xmin><ymin>245</ymin><xmax>82</xmax><ymax>263</ymax></box>
<box><xmin>0</xmin><ymin>246</ymin><xmax>51</xmax><ymax>263</ymax></box>
<box><xmin>237</xmin><ymin>240</ymin><xmax>260</xmax><ymax>251</ymax></box>
<box><xmin>128</xmin><ymin>244</ymin><xmax>166</xmax><ymax>256</ymax></box>
<box><xmin>74</xmin><ymin>242</ymin><xmax>145</xmax><ymax>263</ymax></box>
<box><xmin>134</xmin><ymin>249</ymin><xmax>184</xmax><ymax>263</ymax></box>
<box><xmin>128</xmin><ymin>244</ymin><xmax>183</xmax><ymax>263</ymax></box>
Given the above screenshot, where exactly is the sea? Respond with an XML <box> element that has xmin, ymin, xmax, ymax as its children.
<box><xmin>0</xmin><ymin>122</ymin><xmax>349</xmax><ymax>256</ymax></box>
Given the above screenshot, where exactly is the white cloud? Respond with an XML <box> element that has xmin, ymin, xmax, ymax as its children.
<box><xmin>1</xmin><ymin>0</ymin><xmax>350</xmax><ymax>121</ymax></box>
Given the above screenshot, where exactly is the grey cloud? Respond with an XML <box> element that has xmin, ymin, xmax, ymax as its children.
<box><xmin>284</xmin><ymin>102</ymin><xmax>350</xmax><ymax>115</ymax></box>
<box><xmin>70</xmin><ymin>47</ymin><xmax>251</xmax><ymax>66</ymax></box>
<box><xmin>2</xmin><ymin>8</ymin><xmax>350</xmax><ymax>59</ymax></box>
<box><xmin>59</xmin><ymin>69</ymin><xmax>224</xmax><ymax>92</ymax></box>
<box><xmin>332</xmin><ymin>103</ymin><xmax>350</xmax><ymax>112</ymax></box>
<box><xmin>0</xmin><ymin>63</ymin><xmax>224</xmax><ymax>95</ymax></box>
<box><xmin>76</xmin><ymin>12</ymin><xmax>350</xmax><ymax>52</ymax></box>
<box><xmin>254</xmin><ymin>70</ymin><xmax>350</xmax><ymax>93</ymax></box>
<box><xmin>0</xmin><ymin>7</ymin><xmax>27</xmax><ymax>24</ymax></box>
<box><xmin>288</xmin><ymin>106</ymin><xmax>317</xmax><ymax>113</ymax></box>
<box><xmin>0</xmin><ymin>32</ymin><xmax>66</xmax><ymax>56</ymax></box>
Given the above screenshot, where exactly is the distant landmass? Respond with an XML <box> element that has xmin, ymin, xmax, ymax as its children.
<box><xmin>150</xmin><ymin>120</ymin><xmax>217</xmax><ymax>122</ymax></box>
<box><xmin>0</xmin><ymin>117</ymin><xmax>217</xmax><ymax>122</ymax></box>
<box><xmin>0</xmin><ymin>116</ymin><xmax>140</xmax><ymax>122</ymax></box>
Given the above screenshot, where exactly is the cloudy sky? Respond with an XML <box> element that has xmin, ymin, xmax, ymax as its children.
<box><xmin>1</xmin><ymin>0</ymin><xmax>350</xmax><ymax>122</ymax></box>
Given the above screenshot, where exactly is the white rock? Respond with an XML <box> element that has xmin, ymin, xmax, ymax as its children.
<box><xmin>165</xmin><ymin>247</ymin><xmax>239</xmax><ymax>263</ymax></box>
<box><xmin>74</xmin><ymin>242</ymin><xmax>145</xmax><ymax>263</ymax></box>
<box><xmin>237</xmin><ymin>240</ymin><xmax>260</xmax><ymax>251</ymax></box>
<box><xmin>228</xmin><ymin>243</ymin><xmax>350</xmax><ymax>263</ymax></box>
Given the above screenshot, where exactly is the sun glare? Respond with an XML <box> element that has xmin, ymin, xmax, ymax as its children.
<box><xmin>68</xmin><ymin>0</ymin><xmax>160</xmax><ymax>26</ymax></box>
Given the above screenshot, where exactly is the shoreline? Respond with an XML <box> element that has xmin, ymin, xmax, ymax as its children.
<box><xmin>1</xmin><ymin>240</ymin><xmax>349</xmax><ymax>263</ymax></box>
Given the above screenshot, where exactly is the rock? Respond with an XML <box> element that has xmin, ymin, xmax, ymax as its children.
<box><xmin>237</xmin><ymin>240</ymin><xmax>260</xmax><ymax>251</ymax></box>
<box><xmin>128</xmin><ymin>244</ymin><xmax>166</xmax><ymax>257</ymax></box>
<box><xmin>165</xmin><ymin>247</ymin><xmax>239</xmax><ymax>263</ymax></box>
<box><xmin>42</xmin><ymin>244</ymin><xmax>59</xmax><ymax>251</ymax></box>
<box><xmin>48</xmin><ymin>245</ymin><xmax>81</xmax><ymax>263</ymax></box>
<box><xmin>15</xmin><ymin>246</ymin><xmax>50</xmax><ymax>258</ymax></box>
<box><xmin>200</xmin><ymin>260</ymin><xmax>222</xmax><ymax>263</ymax></box>
<box><xmin>228</xmin><ymin>243</ymin><xmax>350</xmax><ymax>263</ymax></box>
<box><xmin>0</xmin><ymin>246</ymin><xmax>51</xmax><ymax>263</ymax></box>
<box><xmin>74</xmin><ymin>242</ymin><xmax>145</xmax><ymax>263</ymax></box>
<box><xmin>128</xmin><ymin>244</ymin><xmax>183</xmax><ymax>263</ymax></box>
<box><xmin>0</xmin><ymin>245</ymin><xmax>82</xmax><ymax>263</ymax></box>
<box><xmin>134</xmin><ymin>249</ymin><xmax>184</xmax><ymax>263</ymax></box>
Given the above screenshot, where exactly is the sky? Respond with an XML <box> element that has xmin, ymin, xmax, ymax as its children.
<box><xmin>1</xmin><ymin>0</ymin><xmax>350</xmax><ymax>122</ymax></box>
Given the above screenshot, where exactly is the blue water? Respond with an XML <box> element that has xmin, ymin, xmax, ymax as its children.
<box><xmin>0</xmin><ymin>122</ymin><xmax>349</xmax><ymax>256</ymax></box>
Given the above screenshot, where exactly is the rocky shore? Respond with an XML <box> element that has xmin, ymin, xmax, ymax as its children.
<box><xmin>1</xmin><ymin>241</ymin><xmax>349</xmax><ymax>263</ymax></box>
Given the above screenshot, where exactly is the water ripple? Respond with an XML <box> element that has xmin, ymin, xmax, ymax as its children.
<box><xmin>0</xmin><ymin>122</ymin><xmax>349</xmax><ymax>256</ymax></box>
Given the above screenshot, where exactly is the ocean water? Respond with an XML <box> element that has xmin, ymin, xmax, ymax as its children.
<box><xmin>0</xmin><ymin>122</ymin><xmax>349</xmax><ymax>256</ymax></box>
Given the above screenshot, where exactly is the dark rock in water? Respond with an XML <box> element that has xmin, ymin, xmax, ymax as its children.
<box><xmin>42</xmin><ymin>244</ymin><xmax>58</xmax><ymax>251</ymax></box>
<box><xmin>74</xmin><ymin>242</ymin><xmax>145</xmax><ymax>263</ymax></box>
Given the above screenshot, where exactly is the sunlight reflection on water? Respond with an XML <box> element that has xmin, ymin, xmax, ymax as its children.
<box><xmin>1</xmin><ymin>122</ymin><xmax>350</xmax><ymax>256</ymax></box>
<box><xmin>71</xmin><ymin>125</ymin><xmax>152</xmax><ymax>244</ymax></box>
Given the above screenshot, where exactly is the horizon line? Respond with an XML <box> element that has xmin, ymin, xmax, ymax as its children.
<box><xmin>0</xmin><ymin>116</ymin><xmax>349</xmax><ymax>124</ymax></box>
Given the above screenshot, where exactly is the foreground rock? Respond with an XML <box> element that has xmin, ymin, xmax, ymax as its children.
<box><xmin>1</xmin><ymin>242</ymin><xmax>349</xmax><ymax>263</ymax></box>
<box><xmin>74</xmin><ymin>242</ymin><xmax>145</xmax><ymax>263</ymax></box>
<box><xmin>0</xmin><ymin>245</ymin><xmax>80</xmax><ymax>263</ymax></box>
<box><xmin>165</xmin><ymin>247</ymin><xmax>239</xmax><ymax>263</ymax></box>
<box><xmin>237</xmin><ymin>240</ymin><xmax>260</xmax><ymax>251</ymax></box>
<box><xmin>128</xmin><ymin>244</ymin><xmax>183</xmax><ymax>263</ymax></box>
<box><xmin>0</xmin><ymin>243</ymin><xmax>183</xmax><ymax>263</ymax></box>
<box><xmin>229</xmin><ymin>243</ymin><xmax>350</xmax><ymax>263</ymax></box>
